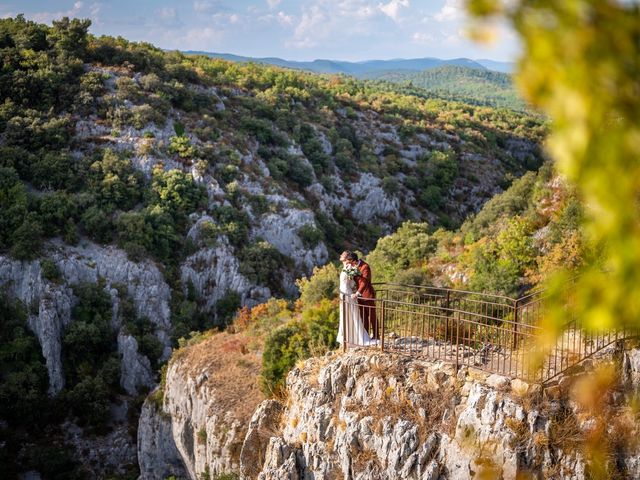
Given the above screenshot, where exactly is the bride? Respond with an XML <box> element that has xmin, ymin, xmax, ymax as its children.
<box><xmin>336</xmin><ymin>259</ymin><xmax>375</xmax><ymax>346</ymax></box>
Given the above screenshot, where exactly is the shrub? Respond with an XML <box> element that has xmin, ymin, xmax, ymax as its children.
<box><xmin>0</xmin><ymin>295</ymin><xmax>49</xmax><ymax>426</ymax></box>
<box><xmin>167</xmin><ymin>135</ymin><xmax>196</xmax><ymax>158</ymax></box>
<box><xmin>367</xmin><ymin>222</ymin><xmax>436</xmax><ymax>284</ymax></box>
<box><xmin>40</xmin><ymin>258</ymin><xmax>62</xmax><ymax>283</ymax></box>
<box><xmin>261</xmin><ymin>299</ymin><xmax>338</xmax><ymax>394</ymax></box>
<box><xmin>212</xmin><ymin>205</ymin><xmax>250</xmax><ymax>246</ymax></box>
<box><xmin>392</xmin><ymin>267</ymin><xmax>431</xmax><ymax>286</ymax></box>
<box><xmin>239</xmin><ymin>241</ymin><xmax>290</xmax><ymax>295</ymax></box>
<box><xmin>298</xmin><ymin>224</ymin><xmax>324</xmax><ymax>248</ymax></box>
<box><xmin>295</xmin><ymin>263</ymin><xmax>340</xmax><ymax>309</ymax></box>
<box><xmin>150</xmin><ymin>166</ymin><xmax>205</xmax><ymax>222</ymax></box>
<box><xmin>10</xmin><ymin>213</ymin><xmax>43</xmax><ymax>260</ymax></box>
<box><xmin>214</xmin><ymin>290</ymin><xmax>241</xmax><ymax>328</ymax></box>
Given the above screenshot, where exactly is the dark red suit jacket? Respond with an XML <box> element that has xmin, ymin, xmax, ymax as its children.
<box><xmin>354</xmin><ymin>260</ymin><xmax>376</xmax><ymax>298</ymax></box>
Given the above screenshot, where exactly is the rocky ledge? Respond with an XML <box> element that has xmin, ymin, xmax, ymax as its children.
<box><xmin>139</xmin><ymin>345</ymin><xmax>640</xmax><ymax>479</ymax></box>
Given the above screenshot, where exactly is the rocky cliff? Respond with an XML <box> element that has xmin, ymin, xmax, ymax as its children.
<box><xmin>139</xmin><ymin>344</ymin><xmax>640</xmax><ymax>479</ymax></box>
<box><xmin>0</xmin><ymin>239</ymin><xmax>171</xmax><ymax>396</ymax></box>
<box><xmin>138</xmin><ymin>331</ymin><xmax>265</xmax><ymax>479</ymax></box>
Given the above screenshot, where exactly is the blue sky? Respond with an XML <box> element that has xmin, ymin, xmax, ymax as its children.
<box><xmin>2</xmin><ymin>1</ymin><xmax>520</xmax><ymax>61</ymax></box>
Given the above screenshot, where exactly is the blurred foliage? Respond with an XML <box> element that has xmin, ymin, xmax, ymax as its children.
<box><xmin>467</xmin><ymin>0</ymin><xmax>640</xmax><ymax>329</ymax></box>
<box><xmin>467</xmin><ymin>0</ymin><xmax>640</xmax><ymax>476</ymax></box>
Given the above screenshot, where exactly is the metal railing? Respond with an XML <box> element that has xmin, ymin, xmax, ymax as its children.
<box><xmin>339</xmin><ymin>283</ymin><xmax>636</xmax><ymax>384</ymax></box>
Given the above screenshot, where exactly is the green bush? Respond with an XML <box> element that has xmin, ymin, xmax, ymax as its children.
<box><xmin>10</xmin><ymin>213</ymin><xmax>43</xmax><ymax>260</ymax></box>
<box><xmin>167</xmin><ymin>135</ymin><xmax>196</xmax><ymax>158</ymax></box>
<box><xmin>214</xmin><ymin>290</ymin><xmax>241</xmax><ymax>327</ymax></box>
<box><xmin>89</xmin><ymin>149</ymin><xmax>144</xmax><ymax>211</ymax></box>
<box><xmin>261</xmin><ymin>299</ymin><xmax>337</xmax><ymax>394</ymax></box>
<box><xmin>295</xmin><ymin>263</ymin><xmax>339</xmax><ymax>308</ymax></box>
<box><xmin>239</xmin><ymin>241</ymin><xmax>290</xmax><ymax>295</ymax></box>
<box><xmin>0</xmin><ymin>295</ymin><xmax>49</xmax><ymax>426</ymax></box>
<box><xmin>467</xmin><ymin>217</ymin><xmax>536</xmax><ymax>297</ymax></box>
<box><xmin>298</xmin><ymin>224</ymin><xmax>324</xmax><ymax>248</ymax></box>
<box><xmin>41</xmin><ymin>258</ymin><xmax>62</xmax><ymax>282</ymax></box>
<box><xmin>367</xmin><ymin>222</ymin><xmax>436</xmax><ymax>284</ymax></box>
<box><xmin>212</xmin><ymin>205</ymin><xmax>250</xmax><ymax>246</ymax></box>
<box><xmin>461</xmin><ymin>170</ymin><xmax>538</xmax><ymax>241</ymax></box>
<box><xmin>61</xmin><ymin>282</ymin><xmax>120</xmax><ymax>428</ymax></box>
<box><xmin>150</xmin><ymin>166</ymin><xmax>205</xmax><ymax>222</ymax></box>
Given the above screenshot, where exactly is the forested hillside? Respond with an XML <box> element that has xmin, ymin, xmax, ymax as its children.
<box><xmin>0</xmin><ymin>15</ymin><xmax>547</xmax><ymax>478</ymax></box>
<box><xmin>365</xmin><ymin>65</ymin><xmax>526</xmax><ymax>110</ymax></box>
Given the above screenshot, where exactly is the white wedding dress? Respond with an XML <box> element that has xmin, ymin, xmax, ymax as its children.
<box><xmin>336</xmin><ymin>270</ymin><xmax>374</xmax><ymax>346</ymax></box>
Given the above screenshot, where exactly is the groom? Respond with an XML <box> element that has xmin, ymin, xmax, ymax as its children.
<box><xmin>343</xmin><ymin>251</ymin><xmax>378</xmax><ymax>340</ymax></box>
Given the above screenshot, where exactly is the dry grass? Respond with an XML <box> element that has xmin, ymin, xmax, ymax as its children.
<box><xmin>351</xmin><ymin>444</ymin><xmax>381</xmax><ymax>473</ymax></box>
<box><xmin>505</xmin><ymin>418</ymin><xmax>530</xmax><ymax>452</ymax></box>
<box><xmin>344</xmin><ymin>360</ymin><xmax>458</xmax><ymax>445</ymax></box>
<box><xmin>173</xmin><ymin>330</ymin><xmax>265</xmax><ymax>432</ymax></box>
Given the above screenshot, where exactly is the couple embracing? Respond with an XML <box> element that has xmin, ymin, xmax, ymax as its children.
<box><xmin>336</xmin><ymin>250</ymin><xmax>379</xmax><ymax>347</ymax></box>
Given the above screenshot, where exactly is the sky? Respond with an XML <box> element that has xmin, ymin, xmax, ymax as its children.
<box><xmin>1</xmin><ymin>0</ymin><xmax>520</xmax><ymax>62</ymax></box>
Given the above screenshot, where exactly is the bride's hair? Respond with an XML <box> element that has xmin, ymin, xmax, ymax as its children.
<box><xmin>341</xmin><ymin>250</ymin><xmax>358</xmax><ymax>262</ymax></box>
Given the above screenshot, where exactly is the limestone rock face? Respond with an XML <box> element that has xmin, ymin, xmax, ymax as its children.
<box><xmin>138</xmin><ymin>338</ymin><xmax>640</xmax><ymax>480</ymax></box>
<box><xmin>349</xmin><ymin>172</ymin><xmax>400</xmax><ymax>226</ymax></box>
<box><xmin>137</xmin><ymin>395</ymin><xmax>189</xmax><ymax>480</ymax></box>
<box><xmin>143</xmin><ymin>361</ymin><xmax>245</xmax><ymax>479</ymax></box>
<box><xmin>252</xmin><ymin>208</ymin><xmax>329</xmax><ymax>273</ymax></box>
<box><xmin>0</xmin><ymin>240</ymin><xmax>171</xmax><ymax>395</ymax></box>
<box><xmin>180</xmin><ymin>238</ymin><xmax>271</xmax><ymax>312</ymax></box>
<box><xmin>624</xmin><ymin>348</ymin><xmax>640</xmax><ymax>390</ymax></box>
<box><xmin>244</xmin><ymin>351</ymin><xmax>640</xmax><ymax>480</ymax></box>
<box><xmin>137</xmin><ymin>330</ymin><xmax>265</xmax><ymax>480</ymax></box>
<box><xmin>240</xmin><ymin>400</ymin><xmax>284</xmax><ymax>480</ymax></box>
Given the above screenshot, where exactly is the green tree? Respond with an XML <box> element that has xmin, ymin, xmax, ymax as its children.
<box><xmin>48</xmin><ymin>17</ymin><xmax>91</xmax><ymax>59</ymax></box>
<box><xmin>0</xmin><ymin>296</ymin><xmax>49</xmax><ymax>426</ymax></box>
<box><xmin>296</xmin><ymin>263</ymin><xmax>340</xmax><ymax>308</ymax></box>
<box><xmin>367</xmin><ymin>222</ymin><xmax>437</xmax><ymax>284</ymax></box>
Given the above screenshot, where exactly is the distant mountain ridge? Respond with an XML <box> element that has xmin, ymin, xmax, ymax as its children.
<box><xmin>183</xmin><ymin>51</ymin><xmax>514</xmax><ymax>75</ymax></box>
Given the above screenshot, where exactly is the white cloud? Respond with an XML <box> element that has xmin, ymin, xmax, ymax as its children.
<box><xmin>290</xmin><ymin>5</ymin><xmax>327</xmax><ymax>47</ymax></box>
<box><xmin>29</xmin><ymin>1</ymin><xmax>102</xmax><ymax>26</ymax></box>
<box><xmin>267</xmin><ymin>0</ymin><xmax>282</xmax><ymax>8</ymax></box>
<box><xmin>412</xmin><ymin>31</ymin><xmax>434</xmax><ymax>44</ymax></box>
<box><xmin>277</xmin><ymin>11</ymin><xmax>294</xmax><ymax>26</ymax></box>
<box><xmin>194</xmin><ymin>1</ymin><xmax>212</xmax><ymax>13</ymax></box>
<box><xmin>210</xmin><ymin>12</ymin><xmax>243</xmax><ymax>27</ymax></box>
<box><xmin>284</xmin><ymin>0</ymin><xmax>389</xmax><ymax>49</ymax></box>
<box><xmin>377</xmin><ymin>0</ymin><xmax>409</xmax><ymax>22</ymax></box>
<box><xmin>434</xmin><ymin>0</ymin><xmax>462</xmax><ymax>22</ymax></box>
<box><xmin>173</xmin><ymin>27</ymin><xmax>223</xmax><ymax>50</ymax></box>
<box><xmin>158</xmin><ymin>7</ymin><xmax>176</xmax><ymax>19</ymax></box>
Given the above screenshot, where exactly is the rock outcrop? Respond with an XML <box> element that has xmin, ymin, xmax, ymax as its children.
<box><xmin>139</xmin><ymin>345</ymin><xmax>640</xmax><ymax>480</ymax></box>
<box><xmin>137</xmin><ymin>397</ymin><xmax>189</xmax><ymax>480</ymax></box>
<box><xmin>0</xmin><ymin>240</ymin><xmax>171</xmax><ymax>395</ymax></box>
<box><xmin>248</xmin><ymin>351</ymin><xmax>640</xmax><ymax>480</ymax></box>
<box><xmin>180</xmin><ymin>237</ymin><xmax>271</xmax><ymax>312</ymax></box>
<box><xmin>138</xmin><ymin>331</ymin><xmax>265</xmax><ymax>479</ymax></box>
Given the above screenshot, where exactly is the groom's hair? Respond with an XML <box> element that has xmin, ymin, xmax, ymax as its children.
<box><xmin>342</xmin><ymin>250</ymin><xmax>358</xmax><ymax>262</ymax></box>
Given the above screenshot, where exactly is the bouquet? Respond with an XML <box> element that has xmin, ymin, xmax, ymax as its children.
<box><xmin>343</xmin><ymin>265</ymin><xmax>360</xmax><ymax>279</ymax></box>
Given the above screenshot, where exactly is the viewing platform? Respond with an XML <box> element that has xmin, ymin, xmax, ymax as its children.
<box><xmin>340</xmin><ymin>283</ymin><xmax>637</xmax><ymax>385</ymax></box>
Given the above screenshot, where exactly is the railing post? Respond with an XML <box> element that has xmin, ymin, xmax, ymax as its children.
<box><xmin>445</xmin><ymin>290</ymin><xmax>451</xmax><ymax>341</ymax></box>
<box><xmin>455</xmin><ymin>309</ymin><xmax>460</xmax><ymax>374</ymax></box>
<box><xmin>380</xmin><ymin>299</ymin><xmax>385</xmax><ymax>352</ymax></box>
<box><xmin>512</xmin><ymin>299</ymin><xmax>519</xmax><ymax>350</ymax></box>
